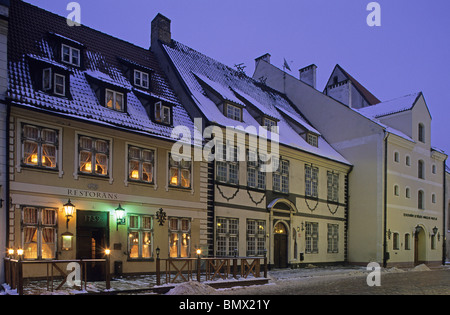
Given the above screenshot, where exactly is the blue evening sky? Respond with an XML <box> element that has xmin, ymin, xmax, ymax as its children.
<box><xmin>24</xmin><ymin>0</ymin><xmax>450</xmax><ymax>158</ymax></box>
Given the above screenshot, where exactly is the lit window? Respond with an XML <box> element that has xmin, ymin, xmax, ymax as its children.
<box><xmin>155</xmin><ymin>101</ymin><xmax>171</xmax><ymax>125</ymax></box>
<box><xmin>216</xmin><ymin>217</ymin><xmax>239</xmax><ymax>257</ymax></box>
<box><xmin>105</xmin><ymin>89</ymin><xmax>124</xmax><ymax>112</ymax></box>
<box><xmin>128</xmin><ymin>146</ymin><xmax>154</xmax><ymax>183</ymax></box>
<box><xmin>226</xmin><ymin>103</ymin><xmax>242</xmax><ymax>121</ymax></box>
<box><xmin>128</xmin><ymin>215</ymin><xmax>153</xmax><ymax>259</ymax></box>
<box><xmin>22</xmin><ymin>207</ymin><xmax>57</xmax><ymax>260</ymax></box>
<box><xmin>134</xmin><ymin>69</ymin><xmax>150</xmax><ymax>89</ymax></box>
<box><xmin>246</xmin><ymin>219</ymin><xmax>266</xmax><ymax>256</ymax></box>
<box><xmin>61</xmin><ymin>44</ymin><xmax>81</xmax><ymax>67</ymax></box>
<box><xmin>22</xmin><ymin>124</ymin><xmax>58</xmax><ymax>169</ymax></box>
<box><xmin>79</xmin><ymin>136</ymin><xmax>109</xmax><ymax>176</ymax></box>
<box><xmin>169</xmin><ymin>218</ymin><xmax>191</xmax><ymax>258</ymax></box>
<box><xmin>169</xmin><ymin>154</ymin><xmax>191</xmax><ymax>188</ymax></box>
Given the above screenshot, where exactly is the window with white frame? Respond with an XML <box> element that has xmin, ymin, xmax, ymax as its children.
<box><xmin>216</xmin><ymin>217</ymin><xmax>239</xmax><ymax>257</ymax></box>
<box><xmin>128</xmin><ymin>146</ymin><xmax>154</xmax><ymax>183</ymax></box>
<box><xmin>78</xmin><ymin>135</ymin><xmax>109</xmax><ymax>176</ymax></box>
<box><xmin>169</xmin><ymin>218</ymin><xmax>191</xmax><ymax>258</ymax></box>
<box><xmin>61</xmin><ymin>44</ymin><xmax>80</xmax><ymax>67</ymax></box>
<box><xmin>169</xmin><ymin>154</ymin><xmax>191</xmax><ymax>188</ymax></box>
<box><xmin>246</xmin><ymin>219</ymin><xmax>266</xmax><ymax>256</ymax></box>
<box><xmin>263</xmin><ymin>117</ymin><xmax>277</xmax><ymax>130</ymax></box>
<box><xmin>327</xmin><ymin>224</ymin><xmax>339</xmax><ymax>253</ymax></box>
<box><xmin>273</xmin><ymin>158</ymin><xmax>289</xmax><ymax>193</ymax></box>
<box><xmin>307</xmin><ymin>133</ymin><xmax>318</xmax><ymax>147</ymax></box>
<box><xmin>216</xmin><ymin>145</ymin><xmax>239</xmax><ymax>185</ymax></box>
<box><xmin>155</xmin><ymin>101</ymin><xmax>171</xmax><ymax>125</ymax></box>
<box><xmin>134</xmin><ymin>69</ymin><xmax>150</xmax><ymax>89</ymax></box>
<box><xmin>247</xmin><ymin>150</ymin><xmax>265</xmax><ymax>189</ymax></box>
<box><xmin>22</xmin><ymin>207</ymin><xmax>57</xmax><ymax>260</ymax></box>
<box><xmin>105</xmin><ymin>89</ymin><xmax>124</xmax><ymax>112</ymax></box>
<box><xmin>128</xmin><ymin>214</ymin><xmax>153</xmax><ymax>259</ymax></box>
<box><xmin>327</xmin><ymin>171</ymin><xmax>339</xmax><ymax>202</ymax></box>
<box><xmin>305</xmin><ymin>164</ymin><xmax>319</xmax><ymax>198</ymax></box>
<box><xmin>22</xmin><ymin>123</ymin><xmax>58</xmax><ymax>169</ymax></box>
<box><xmin>42</xmin><ymin>68</ymin><xmax>67</xmax><ymax>97</ymax></box>
<box><xmin>305</xmin><ymin>222</ymin><xmax>318</xmax><ymax>254</ymax></box>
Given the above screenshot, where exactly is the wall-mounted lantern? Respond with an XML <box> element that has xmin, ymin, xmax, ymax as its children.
<box><xmin>115</xmin><ymin>204</ymin><xmax>126</xmax><ymax>231</ymax></box>
<box><xmin>63</xmin><ymin>199</ymin><xmax>75</xmax><ymax>229</ymax></box>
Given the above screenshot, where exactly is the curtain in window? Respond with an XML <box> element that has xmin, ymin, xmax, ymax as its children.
<box><xmin>24</xmin><ymin>141</ymin><xmax>38</xmax><ymax>165</ymax></box>
<box><xmin>42</xmin><ymin>144</ymin><xmax>56</xmax><ymax>168</ymax></box>
<box><xmin>95</xmin><ymin>153</ymin><xmax>108</xmax><ymax>175</ymax></box>
<box><xmin>23</xmin><ymin>207</ymin><xmax>38</xmax><ymax>224</ymax></box>
<box><xmin>142</xmin><ymin>162</ymin><xmax>153</xmax><ymax>182</ymax></box>
<box><xmin>79</xmin><ymin>151</ymin><xmax>92</xmax><ymax>172</ymax></box>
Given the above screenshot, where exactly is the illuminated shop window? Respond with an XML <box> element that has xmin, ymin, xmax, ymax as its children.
<box><xmin>169</xmin><ymin>154</ymin><xmax>191</xmax><ymax>188</ymax></box>
<box><xmin>128</xmin><ymin>146</ymin><xmax>154</xmax><ymax>183</ymax></box>
<box><xmin>128</xmin><ymin>215</ymin><xmax>153</xmax><ymax>259</ymax></box>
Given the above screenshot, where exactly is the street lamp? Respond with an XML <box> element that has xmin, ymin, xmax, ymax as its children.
<box><xmin>63</xmin><ymin>199</ymin><xmax>75</xmax><ymax>229</ymax></box>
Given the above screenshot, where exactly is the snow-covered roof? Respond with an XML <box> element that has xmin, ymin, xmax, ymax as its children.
<box><xmin>162</xmin><ymin>40</ymin><xmax>350</xmax><ymax>165</ymax></box>
<box><xmin>357</xmin><ymin>92</ymin><xmax>421</xmax><ymax>118</ymax></box>
<box><xmin>8</xmin><ymin>0</ymin><xmax>195</xmax><ymax>142</ymax></box>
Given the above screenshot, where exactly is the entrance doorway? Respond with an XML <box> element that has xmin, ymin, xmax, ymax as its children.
<box><xmin>414</xmin><ymin>226</ymin><xmax>426</xmax><ymax>266</ymax></box>
<box><xmin>273</xmin><ymin>222</ymin><xmax>288</xmax><ymax>268</ymax></box>
<box><xmin>76</xmin><ymin>210</ymin><xmax>109</xmax><ymax>281</ymax></box>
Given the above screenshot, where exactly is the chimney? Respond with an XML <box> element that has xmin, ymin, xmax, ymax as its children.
<box><xmin>255</xmin><ymin>53</ymin><xmax>271</xmax><ymax>68</ymax></box>
<box><xmin>151</xmin><ymin>13</ymin><xmax>171</xmax><ymax>47</ymax></box>
<box><xmin>299</xmin><ymin>64</ymin><xmax>317</xmax><ymax>89</ymax></box>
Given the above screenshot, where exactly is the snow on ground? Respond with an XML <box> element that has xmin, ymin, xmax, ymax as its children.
<box><xmin>0</xmin><ymin>264</ymin><xmax>443</xmax><ymax>295</ymax></box>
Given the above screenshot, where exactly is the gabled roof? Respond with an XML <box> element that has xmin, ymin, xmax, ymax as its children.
<box><xmin>161</xmin><ymin>40</ymin><xmax>350</xmax><ymax>165</ymax></box>
<box><xmin>8</xmin><ymin>0</ymin><xmax>194</xmax><ymax>140</ymax></box>
<box><xmin>357</xmin><ymin>92</ymin><xmax>422</xmax><ymax>119</ymax></box>
<box><xmin>328</xmin><ymin>64</ymin><xmax>381</xmax><ymax>106</ymax></box>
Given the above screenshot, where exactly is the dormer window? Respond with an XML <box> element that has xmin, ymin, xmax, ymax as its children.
<box><xmin>263</xmin><ymin>117</ymin><xmax>277</xmax><ymax>130</ymax></box>
<box><xmin>155</xmin><ymin>101</ymin><xmax>171</xmax><ymax>125</ymax></box>
<box><xmin>61</xmin><ymin>44</ymin><xmax>81</xmax><ymax>67</ymax></box>
<box><xmin>134</xmin><ymin>69</ymin><xmax>150</xmax><ymax>89</ymax></box>
<box><xmin>307</xmin><ymin>133</ymin><xmax>319</xmax><ymax>147</ymax></box>
<box><xmin>226</xmin><ymin>103</ymin><xmax>242</xmax><ymax>121</ymax></box>
<box><xmin>39</xmin><ymin>66</ymin><xmax>69</xmax><ymax>98</ymax></box>
<box><xmin>105</xmin><ymin>89</ymin><xmax>124</xmax><ymax>112</ymax></box>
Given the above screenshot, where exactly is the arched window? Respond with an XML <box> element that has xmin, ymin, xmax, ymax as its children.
<box><xmin>418</xmin><ymin>190</ymin><xmax>424</xmax><ymax>209</ymax></box>
<box><xmin>394</xmin><ymin>152</ymin><xmax>399</xmax><ymax>163</ymax></box>
<box><xmin>418</xmin><ymin>160</ymin><xmax>424</xmax><ymax>179</ymax></box>
<box><xmin>405</xmin><ymin>155</ymin><xmax>411</xmax><ymax>166</ymax></box>
<box><xmin>394</xmin><ymin>185</ymin><xmax>399</xmax><ymax>196</ymax></box>
<box><xmin>406</xmin><ymin>187</ymin><xmax>411</xmax><ymax>198</ymax></box>
<box><xmin>418</xmin><ymin>123</ymin><xmax>425</xmax><ymax>142</ymax></box>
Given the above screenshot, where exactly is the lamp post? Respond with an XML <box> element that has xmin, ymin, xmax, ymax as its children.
<box><xmin>63</xmin><ymin>199</ymin><xmax>75</xmax><ymax>229</ymax></box>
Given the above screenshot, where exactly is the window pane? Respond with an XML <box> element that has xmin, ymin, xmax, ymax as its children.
<box><xmin>181</xmin><ymin>169</ymin><xmax>190</xmax><ymax>188</ymax></box>
<box><xmin>62</xmin><ymin>45</ymin><xmax>70</xmax><ymax>63</ymax></box>
<box><xmin>42</xmin><ymin>209</ymin><xmax>56</xmax><ymax>225</ymax></box>
<box><xmin>129</xmin><ymin>160</ymin><xmax>140</xmax><ymax>180</ymax></box>
<box><xmin>180</xmin><ymin>233</ymin><xmax>189</xmax><ymax>258</ymax></box>
<box><xmin>142</xmin><ymin>232</ymin><xmax>152</xmax><ymax>258</ymax></box>
<box><xmin>170</xmin><ymin>233</ymin><xmax>178</xmax><ymax>258</ymax></box>
<box><xmin>54</xmin><ymin>75</ymin><xmax>65</xmax><ymax>95</ymax></box>
<box><xmin>170</xmin><ymin>168</ymin><xmax>179</xmax><ymax>186</ymax></box>
<box><xmin>24</xmin><ymin>141</ymin><xmax>38</xmax><ymax>165</ymax></box>
<box><xmin>23</xmin><ymin>227</ymin><xmax>38</xmax><ymax>259</ymax></box>
<box><xmin>43</xmin><ymin>68</ymin><xmax>51</xmax><ymax>90</ymax></box>
<box><xmin>129</xmin><ymin>215</ymin><xmax>139</xmax><ymax>229</ymax></box>
<box><xmin>79</xmin><ymin>151</ymin><xmax>92</xmax><ymax>173</ymax></box>
<box><xmin>95</xmin><ymin>153</ymin><xmax>108</xmax><ymax>175</ymax></box>
<box><xmin>42</xmin><ymin>144</ymin><xmax>56</xmax><ymax>168</ymax></box>
<box><xmin>115</xmin><ymin>93</ymin><xmax>123</xmax><ymax>111</ymax></box>
<box><xmin>23</xmin><ymin>207</ymin><xmax>38</xmax><ymax>224</ymax></box>
<box><xmin>42</xmin><ymin>228</ymin><xmax>56</xmax><ymax>259</ymax></box>
<box><xmin>142</xmin><ymin>162</ymin><xmax>153</xmax><ymax>182</ymax></box>
<box><xmin>106</xmin><ymin>90</ymin><xmax>114</xmax><ymax>109</ymax></box>
<box><xmin>129</xmin><ymin>231</ymin><xmax>139</xmax><ymax>258</ymax></box>
<box><xmin>142</xmin><ymin>216</ymin><xmax>152</xmax><ymax>230</ymax></box>
<box><xmin>71</xmin><ymin>49</ymin><xmax>80</xmax><ymax>66</ymax></box>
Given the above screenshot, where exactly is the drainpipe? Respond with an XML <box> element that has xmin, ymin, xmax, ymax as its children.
<box><xmin>382</xmin><ymin>131</ymin><xmax>389</xmax><ymax>268</ymax></box>
<box><xmin>443</xmin><ymin>160</ymin><xmax>447</xmax><ymax>265</ymax></box>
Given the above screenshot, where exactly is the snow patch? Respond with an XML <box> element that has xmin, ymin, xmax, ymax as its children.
<box><xmin>165</xmin><ymin>281</ymin><xmax>216</xmax><ymax>295</ymax></box>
